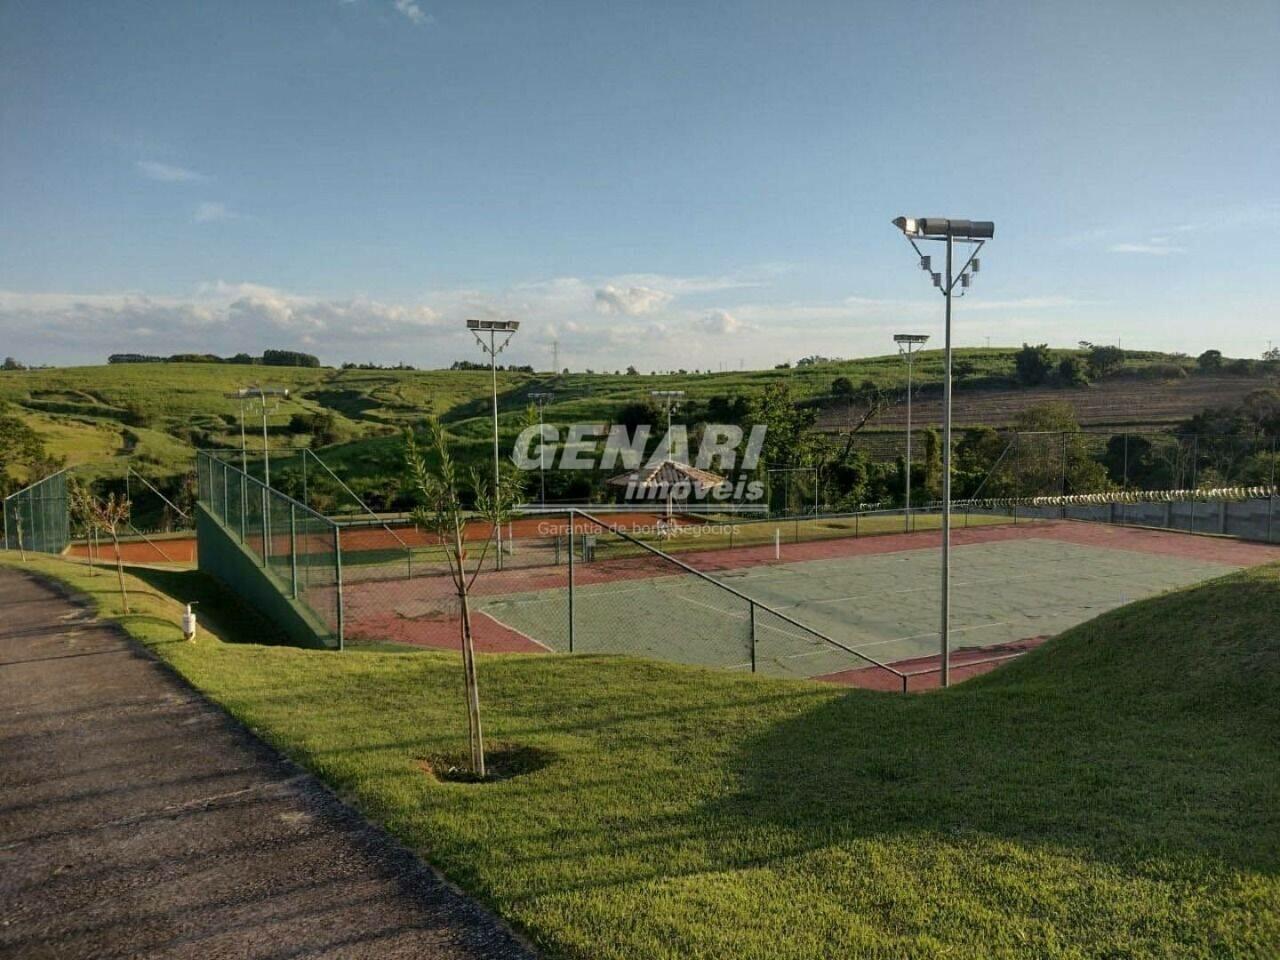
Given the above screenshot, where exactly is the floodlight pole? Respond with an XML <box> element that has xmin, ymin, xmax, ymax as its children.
<box><xmin>891</xmin><ymin>217</ymin><xmax>991</xmax><ymax>689</ymax></box>
<box><xmin>941</xmin><ymin>232</ymin><xmax>953</xmax><ymax>687</ymax></box>
<box><xmin>895</xmin><ymin>334</ymin><xmax>928</xmax><ymax>533</ymax></box>
<box><xmin>529</xmin><ymin>392</ymin><xmax>554</xmax><ymax>506</ymax></box>
<box><xmin>469</xmin><ymin>320</ymin><xmax>518</xmax><ymax>566</ymax></box>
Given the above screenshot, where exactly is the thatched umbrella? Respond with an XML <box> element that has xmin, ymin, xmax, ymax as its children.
<box><xmin>607</xmin><ymin>459</ymin><xmax>727</xmax><ymax>519</ymax></box>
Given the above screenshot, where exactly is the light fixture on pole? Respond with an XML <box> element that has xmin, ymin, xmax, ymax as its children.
<box><xmin>649</xmin><ymin>390</ymin><xmax>686</xmax><ymax>519</ymax></box>
<box><xmin>225</xmin><ymin>386</ymin><xmax>290</xmax><ymax>488</ymax></box>
<box><xmin>893</xmin><ymin>334</ymin><xmax>929</xmax><ymax>534</ymax></box>
<box><xmin>528</xmin><ymin>391</ymin><xmax>555</xmax><ymax>506</ymax></box>
<box><xmin>649</xmin><ymin>390</ymin><xmax>685</xmax><ymax>459</ymax></box>
<box><xmin>891</xmin><ymin>216</ymin><xmax>994</xmax><ymax>688</ymax></box>
<box><xmin>468</xmin><ymin>318</ymin><xmax>520</xmax><ymax>565</ymax></box>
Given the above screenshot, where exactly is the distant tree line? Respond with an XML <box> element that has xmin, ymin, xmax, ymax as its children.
<box><xmin>340</xmin><ymin>361</ymin><xmax>418</xmax><ymax>370</ymax></box>
<box><xmin>449</xmin><ymin>360</ymin><xmax>535</xmax><ymax>373</ymax></box>
<box><xmin>108</xmin><ymin>349</ymin><xmax>321</xmax><ymax>368</ymax></box>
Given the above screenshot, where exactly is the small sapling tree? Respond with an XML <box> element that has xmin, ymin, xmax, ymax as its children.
<box><xmin>403</xmin><ymin>417</ymin><xmax>523</xmax><ymax>778</ymax></box>
<box><xmin>75</xmin><ymin>486</ymin><xmax>133</xmax><ymax>612</ymax></box>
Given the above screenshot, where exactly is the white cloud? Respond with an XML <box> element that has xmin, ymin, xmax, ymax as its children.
<box><xmin>393</xmin><ymin>0</ymin><xmax>429</xmax><ymax>24</ymax></box>
<box><xmin>694</xmin><ymin>309</ymin><xmax>744</xmax><ymax>335</ymax></box>
<box><xmin>193</xmin><ymin>202</ymin><xmax>239</xmax><ymax>224</ymax></box>
<box><xmin>0</xmin><ymin>285</ymin><xmax>447</xmax><ymax>361</ymax></box>
<box><xmin>1107</xmin><ymin>240</ymin><xmax>1185</xmax><ymax>255</ymax></box>
<box><xmin>594</xmin><ymin>284</ymin><xmax>673</xmax><ymax>316</ymax></box>
<box><xmin>136</xmin><ymin>160</ymin><xmax>207</xmax><ymax>183</ymax></box>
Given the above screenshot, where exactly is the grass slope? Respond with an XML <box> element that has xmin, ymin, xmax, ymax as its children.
<box><xmin>5</xmin><ymin>549</ymin><xmax>1277</xmax><ymax>958</ymax></box>
<box><xmin>3</xmin><ymin>347</ymin><xmax>1233</xmax><ymax>484</ymax></box>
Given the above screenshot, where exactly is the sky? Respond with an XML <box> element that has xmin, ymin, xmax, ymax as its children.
<box><xmin>1</xmin><ymin>0</ymin><xmax>1278</xmax><ymax>371</ymax></box>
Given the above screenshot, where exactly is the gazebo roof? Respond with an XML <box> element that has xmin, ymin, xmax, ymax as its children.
<box><xmin>606</xmin><ymin>459</ymin><xmax>727</xmax><ymax>489</ymax></box>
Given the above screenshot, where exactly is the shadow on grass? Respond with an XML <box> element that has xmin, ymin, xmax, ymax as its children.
<box><xmin>719</xmin><ymin>570</ymin><xmax>1280</xmax><ymax>876</ymax></box>
<box><xmin>125</xmin><ymin>565</ymin><xmax>290</xmax><ymax>647</ymax></box>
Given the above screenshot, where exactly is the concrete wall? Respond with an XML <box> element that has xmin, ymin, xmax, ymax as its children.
<box><xmin>196</xmin><ymin>503</ymin><xmax>336</xmax><ymax>649</ymax></box>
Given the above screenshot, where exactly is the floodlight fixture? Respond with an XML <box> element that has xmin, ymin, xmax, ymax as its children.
<box><xmin>889</xmin><ymin>214</ymin><xmax>994</xmax><ymax>688</ymax></box>
<box><xmin>893</xmin><ymin>216</ymin><xmax>995</xmax><ymax>240</ymax></box>
<box><xmin>893</xmin><ymin>333</ymin><xmax>930</xmax><ymax>345</ymax></box>
<box><xmin>919</xmin><ymin>255</ymin><xmax>932</xmax><ymax>272</ymax></box>
<box><xmin>466</xmin><ymin>318</ymin><xmax>520</xmax><ymax>332</ymax></box>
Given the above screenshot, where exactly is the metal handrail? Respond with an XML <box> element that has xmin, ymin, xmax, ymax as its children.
<box><xmin>196</xmin><ymin>451</ymin><xmax>337</xmax><ymax>528</ymax></box>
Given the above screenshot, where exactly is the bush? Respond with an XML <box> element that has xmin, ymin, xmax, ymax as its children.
<box><xmin>1136</xmin><ymin>362</ymin><xmax>1188</xmax><ymax>381</ymax></box>
<box><xmin>1057</xmin><ymin>357</ymin><xmax>1089</xmax><ymax>386</ymax></box>
<box><xmin>1015</xmin><ymin>343</ymin><xmax>1053</xmax><ymax>386</ymax></box>
<box><xmin>1086</xmin><ymin>345</ymin><xmax>1125</xmax><ymax>379</ymax></box>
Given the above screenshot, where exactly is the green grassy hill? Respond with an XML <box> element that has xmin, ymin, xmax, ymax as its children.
<box><xmin>8</xmin><ymin>552</ymin><xmax>1279</xmax><ymax>958</ymax></box>
<box><xmin>1</xmin><ymin>347</ymin><xmax>1265</xmax><ymax>491</ymax></box>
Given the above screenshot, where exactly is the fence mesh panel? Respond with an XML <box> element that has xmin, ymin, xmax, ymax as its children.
<box><xmin>196</xmin><ymin>451</ymin><xmax>342</xmax><ymax>644</ymax></box>
<box><xmin>3</xmin><ymin>470</ymin><xmax>70</xmax><ymax>555</ymax></box>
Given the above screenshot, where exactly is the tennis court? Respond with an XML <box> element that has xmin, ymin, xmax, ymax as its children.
<box><xmin>474</xmin><ymin>523</ymin><xmax>1270</xmax><ymax>682</ymax></box>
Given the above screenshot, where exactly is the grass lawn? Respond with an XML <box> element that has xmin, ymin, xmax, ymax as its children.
<box><xmin>3</xmin><ymin>550</ymin><xmax>1278</xmax><ymax>958</ymax></box>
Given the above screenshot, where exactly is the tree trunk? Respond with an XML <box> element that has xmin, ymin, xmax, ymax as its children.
<box><xmin>111</xmin><ymin>533</ymin><xmax>130</xmax><ymax>614</ymax></box>
<box><xmin>88</xmin><ymin>527</ymin><xmax>98</xmax><ymax>576</ymax></box>
<box><xmin>456</xmin><ymin>585</ymin><xmax>486</xmax><ymax>777</ymax></box>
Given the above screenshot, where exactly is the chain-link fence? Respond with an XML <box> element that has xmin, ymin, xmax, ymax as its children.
<box><xmin>3</xmin><ymin>469</ymin><xmax>70</xmax><ymax>555</ymax></box>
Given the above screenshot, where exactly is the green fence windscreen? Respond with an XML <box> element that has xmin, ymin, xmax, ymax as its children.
<box><xmin>3</xmin><ymin>470</ymin><xmax>71</xmax><ymax>555</ymax></box>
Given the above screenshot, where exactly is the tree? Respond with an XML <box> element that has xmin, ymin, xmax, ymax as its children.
<box><xmin>1014</xmin><ymin>343</ymin><xmax>1053</xmax><ymax>386</ymax></box>
<box><xmin>262</xmin><ymin>348</ymin><xmax>320</xmax><ymax>368</ymax></box>
<box><xmin>0</xmin><ymin>411</ymin><xmax>59</xmax><ymax>497</ymax></box>
<box><xmin>831</xmin><ymin>376</ymin><xmax>855</xmax><ymax>397</ymax></box>
<box><xmin>1086</xmin><ymin>344</ymin><xmax>1125</xmax><ymax>379</ymax></box>
<box><xmin>403</xmin><ymin>418</ymin><xmax>523</xmax><ymax>778</ymax></box>
<box><xmin>2</xmin><ymin>357</ymin><xmax>25</xmax><ymax>371</ymax></box>
<box><xmin>1057</xmin><ymin>356</ymin><xmax>1088</xmax><ymax>386</ymax></box>
<box><xmin>1197</xmin><ymin>349</ymin><xmax>1224</xmax><ymax>372</ymax></box>
<box><xmin>71</xmin><ymin>484</ymin><xmax>133</xmax><ymax>612</ymax></box>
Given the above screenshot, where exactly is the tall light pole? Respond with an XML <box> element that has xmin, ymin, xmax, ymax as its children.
<box><xmin>894</xmin><ymin>334</ymin><xmax>929</xmax><ymax>533</ymax></box>
<box><xmin>468</xmin><ymin>318</ymin><xmax>520</xmax><ymax>565</ymax></box>
<box><xmin>528</xmin><ymin>391</ymin><xmax>554</xmax><ymax>506</ymax></box>
<box><xmin>891</xmin><ymin>217</ymin><xmax>993</xmax><ymax>687</ymax></box>
<box><xmin>650</xmin><ymin>390</ymin><xmax>685</xmax><ymax>518</ymax></box>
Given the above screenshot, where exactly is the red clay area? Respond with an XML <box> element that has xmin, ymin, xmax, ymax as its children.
<box><xmin>346</xmin><ymin>609</ymin><xmax>548</xmax><ymax>653</ymax></box>
<box><xmin>340</xmin><ymin>511</ymin><xmax>706</xmax><ymax>550</ymax></box>
<box><xmin>815</xmin><ymin>637</ymin><xmax>1049</xmax><ymax>693</ymax></box>
<box><xmin>66</xmin><ymin>538</ymin><xmax>195</xmax><ymax>563</ymax></box>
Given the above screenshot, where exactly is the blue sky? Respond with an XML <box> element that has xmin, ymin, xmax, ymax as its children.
<box><xmin>1</xmin><ymin>0</ymin><xmax>1277</xmax><ymax>369</ymax></box>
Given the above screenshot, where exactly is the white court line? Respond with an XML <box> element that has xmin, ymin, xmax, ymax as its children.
<box><xmin>475</xmin><ymin>610</ymin><xmax>556</xmax><ymax>652</ymax></box>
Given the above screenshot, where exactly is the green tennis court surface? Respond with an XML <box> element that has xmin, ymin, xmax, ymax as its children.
<box><xmin>478</xmin><ymin>537</ymin><xmax>1239</xmax><ymax>681</ymax></box>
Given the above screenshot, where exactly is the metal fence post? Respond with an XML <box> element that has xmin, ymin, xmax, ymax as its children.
<box><xmin>261</xmin><ymin>485</ymin><xmax>270</xmax><ymax>565</ymax></box>
<box><xmin>334</xmin><ymin>525</ymin><xmax>344</xmax><ymax>651</ymax></box>
<box><xmin>749</xmin><ymin>601</ymin><xmax>757</xmax><ymax>673</ymax></box>
<box><xmin>290</xmin><ymin>503</ymin><xmax>298</xmax><ymax>599</ymax></box>
<box><xmin>567</xmin><ymin>513</ymin><xmax>575</xmax><ymax>653</ymax></box>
